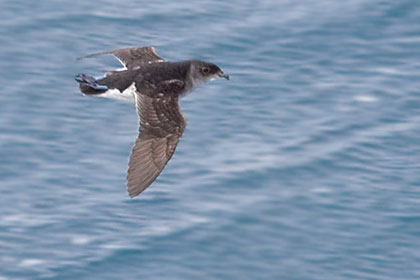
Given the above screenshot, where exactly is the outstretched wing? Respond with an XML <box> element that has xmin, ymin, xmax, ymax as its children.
<box><xmin>78</xmin><ymin>46</ymin><xmax>164</xmax><ymax>69</ymax></box>
<box><xmin>127</xmin><ymin>82</ymin><xmax>186</xmax><ymax>197</ymax></box>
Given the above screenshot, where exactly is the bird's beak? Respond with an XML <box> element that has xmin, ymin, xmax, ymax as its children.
<box><xmin>218</xmin><ymin>71</ymin><xmax>230</xmax><ymax>80</ymax></box>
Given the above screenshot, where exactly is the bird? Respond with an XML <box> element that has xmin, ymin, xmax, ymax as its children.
<box><xmin>75</xmin><ymin>46</ymin><xmax>229</xmax><ymax>198</ymax></box>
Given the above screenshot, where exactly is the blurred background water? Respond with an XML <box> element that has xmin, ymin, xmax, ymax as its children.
<box><xmin>1</xmin><ymin>0</ymin><xmax>420</xmax><ymax>279</ymax></box>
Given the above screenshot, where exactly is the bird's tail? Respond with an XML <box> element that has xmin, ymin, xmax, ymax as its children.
<box><xmin>75</xmin><ymin>73</ymin><xmax>108</xmax><ymax>94</ymax></box>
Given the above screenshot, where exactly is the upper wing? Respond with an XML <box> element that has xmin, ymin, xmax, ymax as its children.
<box><xmin>127</xmin><ymin>82</ymin><xmax>186</xmax><ymax>197</ymax></box>
<box><xmin>78</xmin><ymin>46</ymin><xmax>164</xmax><ymax>69</ymax></box>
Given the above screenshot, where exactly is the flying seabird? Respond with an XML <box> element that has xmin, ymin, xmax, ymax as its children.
<box><xmin>75</xmin><ymin>46</ymin><xmax>229</xmax><ymax>197</ymax></box>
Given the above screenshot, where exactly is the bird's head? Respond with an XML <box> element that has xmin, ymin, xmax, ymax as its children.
<box><xmin>189</xmin><ymin>60</ymin><xmax>229</xmax><ymax>88</ymax></box>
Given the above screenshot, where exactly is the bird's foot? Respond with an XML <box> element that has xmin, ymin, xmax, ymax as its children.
<box><xmin>75</xmin><ymin>73</ymin><xmax>108</xmax><ymax>91</ymax></box>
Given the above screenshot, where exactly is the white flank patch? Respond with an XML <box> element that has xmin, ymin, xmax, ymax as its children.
<box><xmin>99</xmin><ymin>82</ymin><xmax>136</xmax><ymax>103</ymax></box>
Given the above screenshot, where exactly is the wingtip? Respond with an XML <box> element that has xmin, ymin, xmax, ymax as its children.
<box><xmin>76</xmin><ymin>50</ymin><xmax>110</xmax><ymax>61</ymax></box>
<box><xmin>128</xmin><ymin>190</ymin><xmax>139</xmax><ymax>198</ymax></box>
<box><xmin>76</xmin><ymin>54</ymin><xmax>92</xmax><ymax>61</ymax></box>
<box><xmin>127</xmin><ymin>182</ymin><xmax>140</xmax><ymax>198</ymax></box>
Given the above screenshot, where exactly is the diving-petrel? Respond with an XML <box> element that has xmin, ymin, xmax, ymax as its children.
<box><xmin>75</xmin><ymin>46</ymin><xmax>229</xmax><ymax>197</ymax></box>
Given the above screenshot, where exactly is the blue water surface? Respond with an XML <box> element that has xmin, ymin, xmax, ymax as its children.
<box><xmin>1</xmin><ymin>1</ymin><xmax>420</xmax><ymax>279</ymax></box>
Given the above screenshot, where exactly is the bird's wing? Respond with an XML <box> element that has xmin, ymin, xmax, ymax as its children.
<box><xmin>78</xmin><ymin>46</ymin><xmax>164</xmax><ymax>69</ymax></box>
<box><xmin>127</xmin><ymin>81</ymin><xmax>186</xmax><ymax>197</ymax></box>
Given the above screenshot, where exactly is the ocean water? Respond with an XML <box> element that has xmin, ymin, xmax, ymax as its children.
<box><xmin>1</xmin><ymin>0</ymin><xmax>420</xmax><ymax>279</ymax></box>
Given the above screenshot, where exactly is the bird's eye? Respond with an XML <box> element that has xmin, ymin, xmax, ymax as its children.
<box><xmin>202</xmin><ymin>67</ymin><xmax>210</xmax><ymax>74</ymax></box>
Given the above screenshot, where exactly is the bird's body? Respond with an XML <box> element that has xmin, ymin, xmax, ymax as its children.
<box><xmin>75</xmin><ymin>47</ymin><xmax>229</xmax><ymax>197</ymax></box>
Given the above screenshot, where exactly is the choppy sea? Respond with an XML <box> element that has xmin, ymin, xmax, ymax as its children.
<box><xmin>1</xmin><ymin>0</ymin><xmax>420</xmax><ymax>279</ymax></box>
